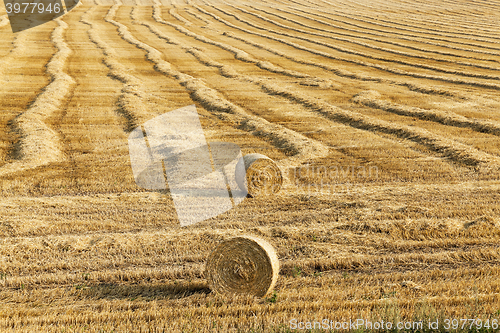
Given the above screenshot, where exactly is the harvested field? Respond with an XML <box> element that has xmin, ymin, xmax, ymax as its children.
<box><xmin>0</xmin><ymin>0</ymin><xmax>499</xmax><ymax>331</ymax></box>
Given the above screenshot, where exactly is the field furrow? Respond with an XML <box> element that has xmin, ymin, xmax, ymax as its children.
<box><xmin>282</xmin><ymin>0</ymin><xmax>500</xmax><ymax>53</ymax></box>
<box><xmin>0</xmin><ymin>29</ymin><xmax>58</xmax><ymax>172</ymax></box>
<box><xmin>194</xmin><ymin>4</ymin><xmax>500</xmax><ymax>92</ymax></box>
<box><xmin>257</xmin><ymin>4</ymin><xmax>500</xmax><ymax>67</ymax></box>
<box><xmin>248</xmin><ymin>3</ymin><xmax>500</xmax><ymax>72</ymax></box>
<box><xmin>39</xmin><ymin>5</ymin><xmax>134</xmax><ymax>196</ymax></box>
<box><xmin>190</xmin><ymin>3</ymin><xmax>500</xmax><ymax>107</ymax></box>
<box><xmin>345</xmin><ymin>0</ymin><xmax>500</xmax><ymax>38</ymax></box>
<box><xmin>324</xmin><ymin>0</ymin><xmax>500</xmax><ymax>43</ymax></box>
<box><xmin>137</xmin><ymin>7</ymin><xmax>449</xmax><ymax>178</ymax></box>
<box><xmin>152</xmin><ymin>8</ymin><xmax>338</xmax><ymax>87</ymax></box>
<box><xmin>352</xmin><ymin>91</ymin><xmax>500</xmax><ymax>138</ymax></box>
<box><xmin>218</xmin><ymin>29</ymin><xmax>465</xmax><ymax>99</ymax></box>
<box><xmin>0</xmin><ymin>20</ymin><xmax>74</xmax><ymax>178</ymax></box>
<box><xmin>184</xmin><ymin>5</ymin><xmax>475</xmax><ymax>101</ymax></box>
<box><xmin>142</xmin><ymin>5</ymin><xmax>494</xmax><ymax>182</ymax></box>
<box><xmin>221</xmin><ymin>4</ymin><xmax>500</xmax><ymax>82</ymax></box>
<box><xmin>108</xmin><ymin>1</ymin><xmax>329</xmax><ymax>172</ymax></box>
<box><xmin>130</xmin><ymin>6</ymin><xmax>500</xmax><ymax>175</ymax></box>
<box><xmin>89</xmin><ymin>5</ymin><xmax>155</xmax><ymax>128</ymax></box>
<box><xmin>279</xmin><ymin>4</ymin><xmax>500</xmax><ymax>58</ymax></box>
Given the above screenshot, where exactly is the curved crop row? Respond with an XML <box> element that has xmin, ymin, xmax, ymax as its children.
<box><xmin>262</xmin><ymin>4</ymin><xmax>500</xmax><ymax>64</ymax></box>
<box><xmin>318</xmin><ymin>0</ymin><xmax>500</xmax><ymax>44</ymax></box>
<box><xmin>168</xmin><ymin>7</ymin><xmax>192</xmax><ymax>26</ymax></box>
<box><xmin>262</xmin><ymin>81</ymin><xmax>500</xmax><ymax>171</ymax></box>
<box><xmin>227</xmin><ymin>4</ymin><xmax>500</xmax><ymax>81</ymax></box>
<box><xmin>163</xmin><ymin>6</ymin><xmax>461</xmax><ymax>100</ymax></box>
<box><xmin>191</xmin><ymin>5</ymin><xmax>469</xmax><ymax>98</ymax></box>
<box><xmin>278</xmin><ymin>3</ymin><xmax>500</xmax><ymax>58</ymax></box>
<box><xmin>329</xmin><ymin>0</ymin><xmax>500</xmax><ymax>38</ymax></box>
<box><xmin>143</xmin><ymin>5</ymin><xmax>499</xmax><ymax>171</ymax></box>
<box><xmin>185</xmin><ymin>7</ymin><xmax>212</xmax><ymax>25</ymax></box>
<box><xmin>150</xmin><ymin>8</ymin><xmax>337</xmax><ymax>85</ymax></box>
<box><xmin>343</xmin><ymin>0</ymin><xmax>500</xmax><ymax>38</ymax></box>
<box><xmin>280</xmin><ymin>0</ymin><xmax>500</xmax><ymax>53</ymax></box>
<box><xmin>0</xmin><ymin>19</ymin><xmax>74</xmax><ymax>177</ymax></box>
<box><xmin>352</xmin><ymin>91</ymin><xmax>500</xmax><ymax>138</ymax></box>
<box><xmin>195</xmin><ymin>4</ymin><xmax>500</xmax><ymax>91</ymax></box>
<box><xmin>108</xmin><ymin>1</ymin><xmax>329</xmax><ymax>171</ymax></box>
<box><xmin>81</xmin><ymin>5</ymin><xmax>153</xmax><ymax>131</ymax></box>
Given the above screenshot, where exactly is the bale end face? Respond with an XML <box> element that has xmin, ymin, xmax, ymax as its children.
<box><xmin>236</xmin><ymin>153</ymin><xmax>283</xmax><ymax>197</ymax></box>
<box><xmin>205</xmin><ymin>235</ymin><xmax>279</xmax><ymax>297</ymax></box>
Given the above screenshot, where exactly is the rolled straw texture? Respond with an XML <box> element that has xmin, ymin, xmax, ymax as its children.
<box><xmin>236</xmin><ymin>153</ymin><xmax>283</xmax><ymax>197</ymax></box>
<box><xmin>205</xmin><ymin>235</ymin><xmax>279</xmax><ymax>297</ymax></box>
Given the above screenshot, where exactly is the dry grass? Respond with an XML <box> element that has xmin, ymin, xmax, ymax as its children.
<box><xmin>0</xmin><ymin>14</ymin><xmax>8</xmax><ymax>27</ymax></box>
<box><xmin>0</xmin><ymin>18</ymin><xmax>74</xmax><ymax>177</ymax></box>
<box><xmin>0</xmin><ymin>0</ymin><xmax>500</xmax><ymax>331</ymax></box>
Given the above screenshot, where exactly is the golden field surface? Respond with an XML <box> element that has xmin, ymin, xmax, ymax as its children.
<box><xmin>0</xmin><ymin>0</ymin><xmax>500</xmax><ymax>331</ymax></box>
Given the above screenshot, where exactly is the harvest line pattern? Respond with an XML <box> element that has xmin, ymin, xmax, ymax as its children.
<box><xmin>1</xmin><ymin>0</ymin><xmax>500</xmax><ymax>331</ymax></box>
<box><xmin>205</xmin><ymin>4</ymin><xmax>500</xmax><ymax>90</ymax></box>
<box><xmin>192</xmin><ymin>4</ymin><xmax>500</xmax><ymax>93</ymax></box>
<box><xmin>104</xmin><ymin>0</ymin><xmax>329</xmax><ymax>171</ymax></box>
<box><xmin>0</xmin><ymin>19</ymin><xmax>74</xmax><ymax>177</ymax></box>
<box><xmin>144</xmin><ymin>5</ymin><xmax>500</xmax><ymax>169</ymax></box>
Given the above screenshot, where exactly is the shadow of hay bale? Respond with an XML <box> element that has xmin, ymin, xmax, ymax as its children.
<box><xmin>77</xmin><ymin>280</ymin><xmax>210</xmax><ymax>301</ymax></box>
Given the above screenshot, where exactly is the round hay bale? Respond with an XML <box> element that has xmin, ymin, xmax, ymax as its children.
<box><xmin>205</xmin><ymin>235</ymin><xmax>279</xmax><ymax>297</ymax></box>
<box><xmin>235</xmin><ymin>154</ymin><xmax>283</xmax><ymax>197</ymax></box>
